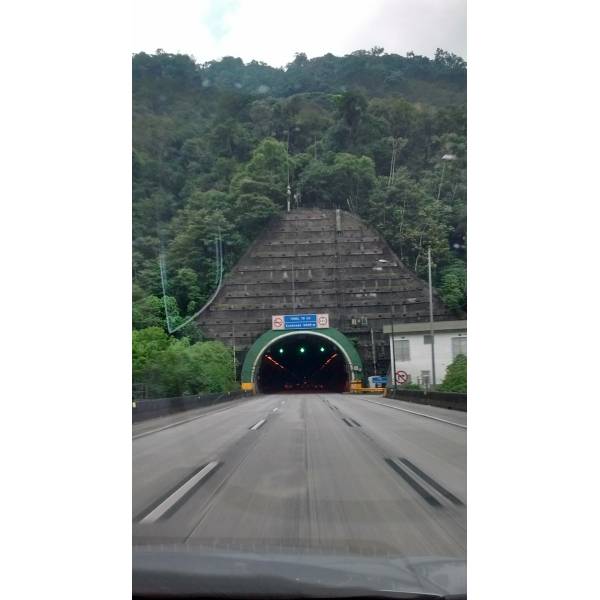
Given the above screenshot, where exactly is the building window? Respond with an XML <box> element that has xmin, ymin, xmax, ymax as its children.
<box><xmin>394</xmin><ymin>338</ymin><xmax>410</xmax><ymax>361</ymax></box>
<box><xmin>452</xmin><ymin>336</ymin><xmax>467</xmax><ymax>359</ymax></box>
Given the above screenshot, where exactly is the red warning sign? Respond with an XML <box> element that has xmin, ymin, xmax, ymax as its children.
<box><xmin>317</xmin><ymin>314</ymin><xmax>329</xmax><ymax>327</ymax></box>
<box><xmin>395</xmin><ymin>370</ymin><xmax>408</xmax><ymax>384</ymax></box>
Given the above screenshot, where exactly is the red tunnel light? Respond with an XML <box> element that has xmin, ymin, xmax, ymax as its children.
<box><xmin>318</xmin><ymin>352</ymin><xmax>339</xmax><ymax>370</ymax></box>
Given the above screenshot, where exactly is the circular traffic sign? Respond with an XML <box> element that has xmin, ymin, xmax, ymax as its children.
<box><xmin>395</xmin><ymin>370</ymin><xmax>408</xmax><ymax>384</ymax></box>
<box><xmin>318</xmin><ymin>315</ymin><xmax>328</xmax><ymax>326</ymax></box>
<box><xmin>273</xmin><ymin>317</ymin><xmax>283</xmax><ymax>328</ymax></box>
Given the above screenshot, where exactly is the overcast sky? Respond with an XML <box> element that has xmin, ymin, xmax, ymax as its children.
<box><xmin>132</xmin><ymin>0</ymin><xmax>466</xmax><ymax>67</ymax></box>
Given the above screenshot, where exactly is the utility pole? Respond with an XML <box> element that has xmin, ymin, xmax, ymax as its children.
<box><xmin>286</xmin><ymin>129</ymin><xmax>291</xmax><ymax>212</ymax></box>
<box><xmin>428</xmin><ymin>247</ymin><xmax>436</xmax><ymax>387</ymax></box>
<box><xmin>370</xmin><ymin>328</ymin><xmax>377</xmax><ymax>375</ymax></box>
<box><xmin>291</xmin><ymin>260</ymin><xmax>296</xmax><ymax>314</ymax></box>
<box><xmin>232</xmin><ymin>323</ymin><xmax>237</xmax><ymax>381</ymax></box>
<box><xmin>390</xmin><ymin>303</ymin><xmax>397</xmax><ymax>393</ymax></box>
<box><xmin>388</xmin><ymin>138</ymin><xmax>397</xmax><ymax>188</ymax></box>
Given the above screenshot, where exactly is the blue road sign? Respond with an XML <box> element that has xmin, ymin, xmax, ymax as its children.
<box><xmin>283</xmin><ymin>314</ymin><xmax>317</xmax><ymax>329</ymax></box>
<box><xmin>272</xmin><ymin>313</ymin><xmax>329</xmax><ymax>330</ymax></box>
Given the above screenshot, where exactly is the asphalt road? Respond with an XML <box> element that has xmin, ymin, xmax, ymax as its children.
<box><xmin>133</xmin><ymin>393</ymin><xmax>466</xmax><ymax>560</ymax></box>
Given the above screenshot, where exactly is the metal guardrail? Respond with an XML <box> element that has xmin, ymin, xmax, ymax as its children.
<box><xmin>384</xmin><ymin>388</ymin><xmax>467</xmax><ymax>411</ymax></box>
<box><xmin>132</xmin><ymin>390</ymin><xmax>251</xmax><ymax>423</ymax></box>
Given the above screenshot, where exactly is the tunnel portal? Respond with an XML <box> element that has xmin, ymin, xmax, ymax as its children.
<box><xmin>255</xmin><ymin>333</ymin><xmax>349</xmax><ymax>394</ymax></box>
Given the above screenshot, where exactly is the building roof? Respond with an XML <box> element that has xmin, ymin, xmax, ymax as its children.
<box><xmin>383</xmin><ymin>320</ymin><xmax>467</xmax><ymax>334</ymax></box>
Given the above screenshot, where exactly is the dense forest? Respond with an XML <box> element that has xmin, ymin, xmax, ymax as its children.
<box><xmin>132</xmin><ymin>48</ymin><xmax>466</xmax><ymax>396</ymax></box>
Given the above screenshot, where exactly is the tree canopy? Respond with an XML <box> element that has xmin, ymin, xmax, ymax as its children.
<box><xmin>132</xmin><ymin>49</ymin><xmax>467</xmax><ymax>395</ymax></box>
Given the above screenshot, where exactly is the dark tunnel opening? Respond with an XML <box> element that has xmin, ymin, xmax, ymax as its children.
<box><xmin>256</xmin><ymin>334</ymin><xmax>349</xmax><ymax>394</ymax></box>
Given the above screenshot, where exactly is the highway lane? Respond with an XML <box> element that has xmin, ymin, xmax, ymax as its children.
<box><xmin>133</xmin><ymin>393</ymin><xmax>466</xmax><ymax>560</ymax></box>
<box><xmin>132</xmin><ymin>394</ymin><xmax>283</xmax><ymax>517</ymax></box>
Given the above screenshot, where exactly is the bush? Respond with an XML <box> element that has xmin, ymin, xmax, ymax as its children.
<box><xmin>401</xmin><ymin>382</ymin><xmax>423</xmax><ymax>391</ymax></box>
<box><xmin>132</xmin><ymin>328</ymin><xmax>236</xmax><ymax>397</ymax></box>
<box><xmin>438</xmin><ymin>354</ymin><xmax>467</xmax><ymax>393</ymax></box>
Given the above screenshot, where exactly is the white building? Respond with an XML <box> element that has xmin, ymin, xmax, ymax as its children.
<box><xmin>383</xmin><ymin>320</ymin><xmax>467</xmax><ymax>387</ymax></box>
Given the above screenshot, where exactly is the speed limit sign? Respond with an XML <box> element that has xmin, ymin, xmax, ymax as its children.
<box><xmin>395</xmin><ymin>370</ymin><xmax>408</xmax><ymax>384</ymax></box>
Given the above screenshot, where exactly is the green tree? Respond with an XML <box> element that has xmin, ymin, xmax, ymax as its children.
<box><xmin>299</xmin><ymin>153</ymin><xmax>376</xmax><ymax>211</ymax></box>
<box><xmin>132</xmin><ymin>49</ymin><xmax>468</xmax><ymax>367</ymax></box>
<box><xmin>132</xmin><ymin>327</ymin><xmax>171</xmax><ymax>381</ymax></box>
<box><xmin>438</xmin><ymin>354</ymin><xmax>467</xmax><ymax>393</ymax></box>
<box><xmin>187</xmin><ymin>341</ymin><xmax>236</xmax><ymax>392</ymax></box>
<box><xmin>133</xmin><ymin>330</ymin><xmax>236</xmax><ymax>397</ymax></box>
<box><xmin>364</xmin><ymin>171</ymin><xmax>451</xmax><ymax>275</ymax></box>
<box><xmin>335</xmin><ymin>90</ymin><xmax>368</xmax><ymax>142</ymax></box>
<box><xmin>132</xmin><ymin>295</ymin><xmax>181</xmax><ymax>331</ymax></box>
<box><xmin>229</xmin><ymin>138</ymin><xmax>288</xmax><ymax>234</ymax></box>
<box><xmin>438</xmin><ymin>259</ymin><xmax>467</xmax><ymax>312</ymax></box>
<box><xmin>171</xmin><ymin>267</ymin><xmax>203</xmax><ymax>314</ymax></box>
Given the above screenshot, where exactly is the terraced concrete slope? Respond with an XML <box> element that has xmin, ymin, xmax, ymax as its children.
<box><xmin>197</xmin><ymin>209</ymin><xmax>454</xmax><ymax>375</ymax></box>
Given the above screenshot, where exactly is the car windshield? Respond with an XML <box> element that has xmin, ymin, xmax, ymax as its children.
<box><xmin>133</xmin><ymin>1</ymin><xmax>467</xmax><ymax>597</ymax></box>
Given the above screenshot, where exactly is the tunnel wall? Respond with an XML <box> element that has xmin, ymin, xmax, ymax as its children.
<box><xmin>198</xmin><ymin>209</ymin><xmax>457</xmax><ymax>380</ymax></box>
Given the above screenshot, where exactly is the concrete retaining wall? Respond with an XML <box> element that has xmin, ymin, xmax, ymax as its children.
<box><xmin>384</xmin><ymin>389</ymin><xmax>467</xmax><ymax>412</ymax></box>
<box><xmin>132</xmin><ymin>390</ymin><xmax>251</xmax><ymax>423</ymax></box>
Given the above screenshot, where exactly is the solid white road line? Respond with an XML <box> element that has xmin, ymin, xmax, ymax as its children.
<box><xmin>365</xmin><ymin>399</ymin><xmax>467</xmax><ymax>429</ymax></box>
<box><xmin>140</xmin><ymin>461</ymin><xmax>219</xmax><ymax>523</ymax></box>
<box><xmin>250</xmin><ymin>418</ymin><xmax>266</xmax><ymax>430</ymax></box>
<box><xmin>133</xmin><ymin>399</ymin><xmax>246</xmax><ymax>440</ymax></box>
<box><xmin>272</xmin><ymin>407</ymin><xmax>278</xmax><ymax>412</ymax></box>
<box><xmin>132</xmin><ymin>413</ymin><xmax>210</xmax><ymax>440</ymax></box>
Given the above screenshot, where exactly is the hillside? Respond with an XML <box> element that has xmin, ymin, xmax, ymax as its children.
<box><xmin>132</xmin><ymin>49</ymin><xmax>467</xmax><ymax>338</ymax></box>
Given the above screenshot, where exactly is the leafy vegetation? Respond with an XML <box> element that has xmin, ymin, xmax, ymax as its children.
<box><xmin>133</xmin><ymin>328</ymin><xmax>236</xmax><ymax>398</ymax></box>
<box><xmin>132</xmin><ymin>48</ymin><xmax>467</xmax><ymax>395</ymax></box>
<box><xmin>400</xmin><ymin>382</ymin><xmax>423</xmax><ymax>391</ymax></box>
<box><xmin>438</xmin><ymin>354</ymin><xmax>467</xmax><ymax>393</ymax></box>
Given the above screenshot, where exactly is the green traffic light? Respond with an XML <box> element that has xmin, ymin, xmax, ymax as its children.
<box><xmin>278</xmin><ymin>348</ymin><xmax>284</xmax><ymax>354</ymax></box>
<box><xmin>320</xmin><ymin>346</ymin><xmax>325</xmax><ymax>352</ymax></box>
<box><xmin>299</xmin><ymin>347</ymin><xmax>305</xmax><ymax>353</ymax></box>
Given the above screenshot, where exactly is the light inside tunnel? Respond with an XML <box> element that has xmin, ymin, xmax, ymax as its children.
<box><xmin>256</xmin><ymin>334</ymin><xmax>349</xmax><ymax>394</ymax></box>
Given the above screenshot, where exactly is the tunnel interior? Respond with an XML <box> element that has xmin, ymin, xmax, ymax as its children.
<box><xmin>255</xmin><ymin>334</ymin><xmax>349</xmax><ymax>394</ymax></box>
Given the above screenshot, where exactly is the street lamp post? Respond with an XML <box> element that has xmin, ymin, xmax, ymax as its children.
<box><xmin>373</xmin><ymin>259</ymin><xmax>397</xmax><ymax>392</ymax></box>
<box><xmin>428</xmin><ymin>247</ymin><xmax>436</xmax><ymax>388</ymax></box>
<box><xmin>436</xmin><ymin>153</ymin><xmax>457</xmax><ymax>202</ymax></box>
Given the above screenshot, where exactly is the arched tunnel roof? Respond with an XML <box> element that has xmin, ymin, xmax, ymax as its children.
<box><xmin>241</xmin><ymin>327</ymin><xmax>363</xmax><ymax>387</ymax></box>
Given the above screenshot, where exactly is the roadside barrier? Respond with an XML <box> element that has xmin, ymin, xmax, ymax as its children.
<box><xmin>132</xmin><ymin>390</ymin><xmax>251</xmax><ymax>423</ymax></box>
<box><xmin>383</xmin><ymin>388</ymin><xmax>467</xmax><ymax>412</ymax></box>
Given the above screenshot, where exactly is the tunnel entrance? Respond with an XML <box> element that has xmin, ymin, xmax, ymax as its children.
<box><xmin>255</xmin><ymin>333</ymin><xmax>349</xmax><ymax>394</ymax></box>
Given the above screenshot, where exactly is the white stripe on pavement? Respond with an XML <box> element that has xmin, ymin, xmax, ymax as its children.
<box><xmin>250</xmin><ymin>418</ymin><xmax>266</xmax><ymax>430</ymax></box>
<box><xmin>272</xmin><ymin>407</ymin><xmax>278</xmax><ymax>412</ymax></box>
<box><xmin>365</xmin><ymin>399</ymin><xmax>466</xmax><ymax>429</ymax></box>
<box><xmin>140</xmin><ymin>461</ymin><xmax>219</xmax><ymax>523</ymax></box>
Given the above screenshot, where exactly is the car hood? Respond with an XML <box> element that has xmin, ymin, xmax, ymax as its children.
<box><xmin>133</xmin><ymin>545</ymin><xmax>466</xmax><ymax>598</ymax></box>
